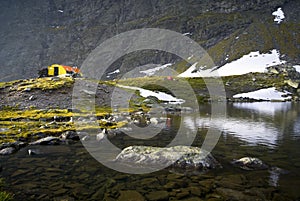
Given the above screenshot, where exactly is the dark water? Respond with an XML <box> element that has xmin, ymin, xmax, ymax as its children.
<box><xmin>1</xmin><ymin>102</ymin><xmax>300</xmax><ymax>200</ymax></box>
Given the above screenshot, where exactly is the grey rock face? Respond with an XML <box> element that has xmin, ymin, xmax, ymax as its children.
<box><xmin>115</xmin><ymin>145</ymin><xmax>221</xmax><ymax>172</ymax></box>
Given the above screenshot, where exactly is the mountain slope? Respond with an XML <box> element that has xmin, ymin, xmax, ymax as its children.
<box><xmin>0</xmin><ymin>0</ymin><xmax>299</xmax><ymax>81</ymax></box>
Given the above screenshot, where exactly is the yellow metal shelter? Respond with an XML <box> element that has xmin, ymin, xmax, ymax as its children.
<box><xmin>47</xmin><ymin>64</ymin><xmax>67</xmax><ymax>76</ymax></box>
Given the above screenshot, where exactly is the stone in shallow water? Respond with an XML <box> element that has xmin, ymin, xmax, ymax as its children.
<box><xmin>231</xmin><ymin>157</ymin><xmax>268</xmax><ymax>170</ymax></box>
<box><xmin>0</xmin><ymin>147</ymin><xmax>16</xmax><ymax>155</ymax></box>
<box><xmin>117</xmin><ymin>190</ymin><xmax>145</xmax><ymax>201</ymax></box>
<box><xmin>115</xmin><ymin>145</ymin><xmax>221</xmax><ymax>173</ymax></box>
<box><xmin>29</xmin><ymin>136</ymin><xmax>61</xmax><ymax>145</ymax></box>
<box><xmin>146</xmin><ymin>190</ymin><xmax>169</xmax><ymax>201</ymax></box>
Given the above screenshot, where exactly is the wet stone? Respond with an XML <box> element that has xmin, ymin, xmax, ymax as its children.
<box><xmin>91</xmin><ymin>186</ymin><xmax>105</xmax><ymax>200</ymax></box>
<box><xmin>231</xmin><ymin>157</ymin><xmax>268</xmax><ymax>170</ymax></box>
<box><xmin>53</xmin><ymin>188</ymin><xmax>69</xmax><ymax>196</ymax></box>
<box><xmin>53</xmin><ymin>195</ymin><xmax>75</xmax><ymax>201</ymax></box>
<box><xmin>146</xmin><ymin>190</ymin><xmax>169</xmax><ymax>201</ymax></box>
<box><xmin>0</xmin><ymin>147</ymin><xmax>16</xmax><ymax>155</ymax></box>
<box><xmin>11</xmin><ymin>169</ymin><xmax>31</xmax><ymax>177</ymax></box>
<box><xmin>163</xmin><ymin>182</ymin><xmax>180</xmax><ymax>190</ymax></box>
<box><xmin>117</xmin><ymin>190</ymin><xmax>145</xmax><ymax>201</ymax></box>
<box><xmin>216</xmin><ymin>188</ymin><xmax>256</xmax><ymax>201</ymax></box>
<box><xmin>215</xmin><ymin>175</ymin><xmax>245</xmax><ymax>191</ymax></box>
<box><xmin>77</xmin><ymin>173</ymin><xmax>90</xmax><ymax>180</ymax></box>
<box><xmin>188</xmin><ymin>186</ymin><xmax>203</xmax><ymax>197</ymax></box>
<box><xmin>182</xmin><ymin>198</ymin><xmax>204</xmax><ymax>201</ymax></box>
<box><xmin>29</xmin><ymin>136</ymin><xmax>61</xmax><ymax>145</ymax></box>
<box><xmin>140</xmin><ymin>178</ymin><xmax>160</xmax><ymax>189</ymax></box>
<box><xmin>175</xmin><ymin>189</ymin><xmax>190</xmax><ymax>199</ymax></box>
<box><xmin>198</xmin><ymin>179</ymin><xmax>215</xmax><ymax>189</ymax></box>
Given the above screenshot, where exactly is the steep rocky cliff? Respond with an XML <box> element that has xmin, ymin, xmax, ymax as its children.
<box><xmin>0</xmin><ymin>0</ymin><xmax>299</xmax><ymax>81</ymax></box>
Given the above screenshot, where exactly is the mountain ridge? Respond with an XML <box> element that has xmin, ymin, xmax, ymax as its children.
<box><xmin>0</xmin><ymin>0</ymin><xmax>299</xmax><ymax>81</ymax></box>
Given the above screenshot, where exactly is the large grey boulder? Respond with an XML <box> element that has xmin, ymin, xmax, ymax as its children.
<box><xmin>115</xmin><ymin>145</ymin><xmax>221</xmax><ymax>173</ymax></box>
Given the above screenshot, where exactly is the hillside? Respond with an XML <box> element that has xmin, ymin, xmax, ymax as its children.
<box><xmin>0</xmin><ymin>0</ymin><xmax>299</xmax><ymax>81</ymax></box>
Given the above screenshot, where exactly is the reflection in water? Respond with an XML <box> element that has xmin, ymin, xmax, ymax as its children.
<box><xmin>233</xmin><ymin>102</ymin><xmax>291</xmax><ymax>116</ymax></box>
<box><xmin>269</xmin><ymin>168</ymin><xmax>280</xmax><ymax>187</ymax></box>
<box><xmin>1</xmin><ymin>102</ymin><xmax>300</xmax><ymax>200</ymax></box>
<box><xmin>182</xmin><ymin>102</ymin><xmax>299</xmax><ymax>148</ymax></box>
<box><xmin>293</xmin><ymin>116</ymin><xmax>300</xmax><ymax>138</ymax></box>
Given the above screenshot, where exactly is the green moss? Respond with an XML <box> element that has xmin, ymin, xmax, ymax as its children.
<box><xmin>207</xmin><ymin>19</ymin><xmax>300</xmax><ymax>65</ymax></box>
<box><xmin>0</xmin><ymin>107</ymin><xmax>129</xmax><ymax>143</ymax></box>
<box><xmin>14</xmin><ymin>77</ymin><xmax>74</xmax><ymax>91</ymax></box>
<box><xmin>0</xmin><ymin>191</ymin><xmax>13</xmax><ymax>201</ymax></box>
<box><xmin>0</xmin><ymin>178</ymin><xmax>14</xmax><ymax>201</ymax></box>
<box><xmin>0</xmin><ymin>80</ymin><xmax>21</xmax><ymax>89</ymax></box>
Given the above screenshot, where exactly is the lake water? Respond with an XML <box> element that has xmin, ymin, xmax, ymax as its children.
<box><xmin>1</xmin><ymin>102</ymin><xmax>300</xmax><ymax>200</ymax></box>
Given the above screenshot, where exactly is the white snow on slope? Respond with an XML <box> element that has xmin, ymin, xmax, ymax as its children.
<box><xmin>293</xmin><ymin>65</ymin><xmax>300</xmax><ymax>73</ymax></box>
<box><xmin>183</xmin><ymin>32</ymin><xmax>191</xmax><ymax>36</ymax></box>
<box><xmin>272</xmin><ymin>8</ymin><xmax>285</xmax><ymax>24</ymax></box>
<box><xmin>178</xmin><ymin>49</ymin><xmax>286</xmax><ymax>77</ymax></box>
<box><xmin>118</xmin><ymin>85</ymin><xmax>184</xmax><ymax>104</ymax></box>
<box><xmin>178</xmin><ymin>63</ymin><xmax>201</xmax><ymax>77</ymax></box>
<box><xmin>140</xmin><ymin>63</ymin><xmax>172</xmax><ymax>76</ymax></box>
<box><xmin>108</xmin><ymin>69</ymin><xmax>120</xmax><ymax>75</ymax></box>
<box><xmin>233</xmin><ymin>87</ymin><xmax>291</xmax><ymax>101</ymax></box>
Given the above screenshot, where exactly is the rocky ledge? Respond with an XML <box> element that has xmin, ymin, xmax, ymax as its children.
<box><xmin>115</xmin><ymin>145</ymin><xmax>221</xmax><ymax>173</ymax></box>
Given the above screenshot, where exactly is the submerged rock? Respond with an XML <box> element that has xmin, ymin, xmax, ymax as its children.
<box><xmin>231</xmin><ymin>157</ymin><xmax>268</xmax><ymax>170</ymax></box>
<box><xmin>115</xmin><ymin>145</ymin><xmax>221</xmax><ymax>172</ymax></box>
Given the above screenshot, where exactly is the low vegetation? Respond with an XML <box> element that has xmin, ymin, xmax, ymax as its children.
<box><xmin>0</xmin><ymin>108</ymin><xmax>127</xmax><ymax>143</ymax></box>
<box><xmin>0</xmin><ymin>178</ymin><xmax>14</xmax><ymax>201</ymax></box>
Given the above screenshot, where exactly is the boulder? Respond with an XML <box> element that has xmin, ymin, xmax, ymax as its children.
<box><xmin>115</xmin><ymin>145</ymin><xmax>221</xmax><ymax>172</ymax></box>
<box><xmin>231</xmin><ymin>157</ymin><xmax>268</xmax><ymax>170</ymax></box>
<box><xmin>60</xmin><ymin>131</ymin><xmax>80</xmax><ymax>141</ymax></box>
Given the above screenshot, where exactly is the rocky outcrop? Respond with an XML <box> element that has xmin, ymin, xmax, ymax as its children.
<box><xmin>115</xmin><ymin>145</ymin><xmax>221</xmax><ymax>172</ymax></box>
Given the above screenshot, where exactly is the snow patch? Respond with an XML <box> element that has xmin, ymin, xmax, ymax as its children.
<box><xmin>106</xmin><ymin>69</ymin><xmax>120</xmax><ymax>78</ymax></box>
<box><xmin>178</xmin><ymin>49</ymin><xmax>286</xmax><ymax>77</ymax></box>
<box><xmin>293</xmin><ymin>65</ymin><xmax>300</xmax><ymax>73</ymax></box>
<box><xmin>272</xmin><ymin>8</ymin><xmax>285</xmax><ymax>24</ymax></box>
<box><xmin>140</xmin><ymin>63</ymin><xmax>172</xmax><ymax>76</ymax></box>
<box><xmin>233</xmin><ymin>87</ymin><xmax>291</xmax><ymax>101</ymax></box>
<box><xmin>178</xmin><ymin>63</ymin><xmax>203</xmax><ymax>77</ymax></box>
<box><xmin>118</xmin><ymin>85</ymin><xmax>184</xmax><ymax>104</ymax></box>
<box><xmin>215</xmin><ymin>49</ymin><xmax>285</xmax><ymax>76</ymax></box>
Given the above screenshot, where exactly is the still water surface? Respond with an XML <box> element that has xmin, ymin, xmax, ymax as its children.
<box><xmin>1</xmin><ymin>102</ymin><xmax>300</xmax><ymax>200</ymax></box>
